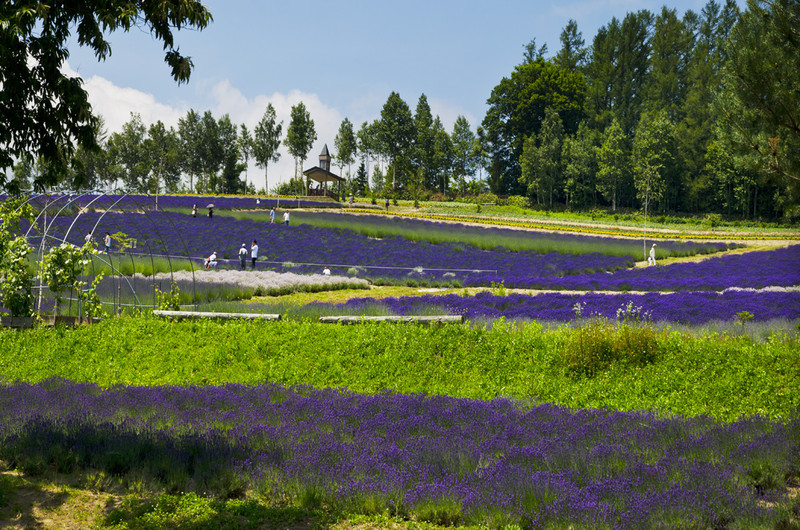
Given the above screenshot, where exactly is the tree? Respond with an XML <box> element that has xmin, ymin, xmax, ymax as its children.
<box><xmin>354</xmin><ymin>160</ymin><xmax>369</xmax><ymax>196</ymax></box>
<box><xmin>216</xmin><ymin>114</ymin><xmax>244</xmax><ymax>194</ymax></box>
<box><xmin>144</xmin><ymin>121</ymin><xmax>182</xmax><ymax>194</ymax></box>
<box><xmin>632</xmin><ymin>110</ymin><xmax>673</xmax><ymax>212</ymax></box>
<box><xmin>334</xmin><ymin>118</ymin><xmax>357</xmax><ymax>179</ymax></box>
<box><xmin>178</xmin><ymin>109</ymin><xmax>202</xmax><ymax>191</ymax></box>
<box><xmin>432</xmin><ymin>118</ymin><xmax>454</xmax><ymax>195</ymax></box>
<box><xmin>356</xmin><ymin>121</ymin><xmax>376</xmax><ymax>178</ymax></box>
<box><xmin>252</xmin><ymin>104</ymin><xmax>283</xmax><ymax>194</ymax></box>
<box><xmin>196</xmin><ymin>111</ymin><xmax>222</xmax><ymax>192</ymax></box>
<box><xmin>284</xmin><ymin>102</ymin><xmax>317</xmax><ymax>191</ymax></box>
<box><xmin>482</xmin><ymin>58</ymin><xmax>585</xmax><ymax>195</ymax></box>
<box><xmin>554</xmin><ymin>19</ymin><xmax>587</xmax><ymax>71</ymax></box>
<box><xmin>378</xmin><ymin>92</ymin><xmax>414</xmax><ymax>190</ymax></box>
<box><xmin>716</xmin><ymin>0</ymin><xmax>800</xmax><ymax>200</ymax></box>
<box><xmin>413</xmin><ymin>94</ymin><xmax>436</xmax><ymax>189</ymax></box>
<box><xmin>237</xmin><ymin>124</ymin><xmax>253</xmax><ymax>189</ymax></box>
<box><xmin>596</xmin><ymin>119</ymin><xmax>628</xmax><ymax>211</ymax></box>
<box><xmin>519</xmin><ymin>107</ymin><xmax>565</xmax><ymax>208</ymax></box>
<box><xmin>451</xmin><ymin>116</ymin><xmax>477</xmax><ymax>194</ymax></box>
<box><xmin>0</xmin><ymin>1</ymin><xmax>212</xmax><ymax>191</ymax></box>
<box><xmin>615</xmin><ymin>10</ymin><xmax>653</xmax><ymax>137</ymax></box>
<box><xmin>562</xmin><ymin>122</ymin><xmax>598</xmax><ymax>208</ymax></box>
<box><xmin>646</xmin><ymin>7</ymin><xmax>692</xmax><ymax>122</ymax></box>
<box><xmin>107</xmin><ymin>113</ymin><xmax>149</xmax><ymax>190</ymax></box>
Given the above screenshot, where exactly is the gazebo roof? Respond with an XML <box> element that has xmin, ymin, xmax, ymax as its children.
<box><xmin>303</xmin><ymin>166</ymin><xmax>344</xmax><ymax>183</ymax></box>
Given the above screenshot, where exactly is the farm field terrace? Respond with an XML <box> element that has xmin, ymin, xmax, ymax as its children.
<box><xmin>2</xmin><ymin>194</ymin><xmax>800</xmax><ymax>528</ymax></box>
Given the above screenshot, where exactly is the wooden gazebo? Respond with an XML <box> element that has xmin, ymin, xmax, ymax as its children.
<box><xmin>303</xmin><ymin>144</ymin><xmax>344</xmax><ymax>201</ymax></box>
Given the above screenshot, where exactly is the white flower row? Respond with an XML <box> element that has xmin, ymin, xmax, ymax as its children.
<box><xmin>141</xmin><ymin>269</ymin><xmax>369</xmax><ymax>291</ymax></box>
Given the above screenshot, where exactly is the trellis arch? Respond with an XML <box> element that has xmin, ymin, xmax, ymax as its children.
<box><xmin>16</xmin><ymin>189</ymin><xmax>199</xmax><ymax>319</ymax></box>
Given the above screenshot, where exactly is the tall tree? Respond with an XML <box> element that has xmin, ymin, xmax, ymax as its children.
<box><xmin>216</xmin><ymin>114</ymin><xmax>244</xmax><ymax>194</ymax></box>
<box><xmin>584</xmin><ymin>18</ymin><xmax>621</xmax><ymax>131</ymax></box>
<box><xmin>632</xmin><ymin>110</ymin><xmax>674</xmax><ymax>214</ymax></box>
<box><xmin>554</xmin><ymin>19</ymin><xmax>587</xmax><ymax>71</ymax></box>
<box><xmin>252</xmin><ymin>103</ymin><xmax>283</xmax><ymax>194</ymax></box>
<box><xmin>237</xmin><ymin>124</ymin><xmax>253</xmax><ymax>189</ymax></box>
<box><xmin>596</xmin><ymin>118</ymin><xmax>628</xmax><ymax>211</ymax></box>
<box><xmin>647</xmin><ymin>7</ymin><xmax>692</xmax><ymax>121</ymax></box>
<box><xmin>432</xmin><ymin>117</ymin><xmax>454</xmax><ymax>194</ymax></box>
<box><xmin>716</xmin><ymin>0</ymin><xmax>800</xmax><ymax>199</ymax></box>
<box><xmin>451</xmin><ymin>116</ymin><xmax>478</xmax><ymax>194</ymax></box>
<box><xmin>196</xmin><ymin>111</ymin><xmax>222</xmax><ymax>192</ymax></box>
<box><xmin>178</xmin><ymin>109</ymin><xmax>202</xmax><ymax>191</ymax></box>
<box><xmin>615</xmin><ymin>10</ymin><xmax>653</xmax><ymax>137</ymax></box>
<box><xmin>378</xmin><ymin>92</ymin><xmax>414</xmax><ymax>190</ymax></box>
<box><xmin>413</xmin><ymin>94</ymin><xmax>436</xmax><ymax>189</ymax></box>
<box><xmin>0</xmin><ymin>1</ymin><xmax>212</xmax><ymax>191</ymax></box>
<box><xmin>145</xmin><ymin>121</ymin><xmax>182</xmax><ymax>194</ymax></box>
<box><xmin>562</xmin><ymin>122</ymin><xmax>598</xmax><ymax>208</ymax></box>
<box><xmin>356</xmin><ymin>121</ymin><xmax>377</xmax><ymax>178</ymax></box>
<box><xmin>334</xmin><ymin>117</ymin><xmax>357</xmax><ymax>179</ymax></box>
<box><xmin>519</xmin><ymin>107</ymin><xmax>565</xmax><ymax>208</ymax></box>
<box><xmin>107</xmin><ymin>113</ymin><xmax>149</xmax><ymax>190</ymax></box>
<box><xmin>284</xmin><ymin>102</ymin><xmax>317</xmax><ymax>190</ymax></box>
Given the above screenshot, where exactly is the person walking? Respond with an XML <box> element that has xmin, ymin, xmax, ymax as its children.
<box><xmin>238</xmin><ymin>243</ymin><xmax>248</xmax><ymax>270</ymax></box>
<box><xmin>270</xmin><ymin>207</ymin><xmax>275</xmax><ymax>224</ymax></box>
<box><xmin>103</xmin><ymin>232</ymin><xmax>112</xmax><ymax>253</ymax></box>
<box><xmin>648</xmin><ymin>243</ymin><xmax>657</xmax><ymax>266</ymax></box>
<box><xmin>283</xmin><ymin>210</ymin><xmax>290</xmax><ymax>225</ymax></box>
<box><xmin>385</xmin><ymin>197</ymin><xmax>390</xmax><ymax>212</ymax></box>
<box><xmin>250</xmin><ymin>240</ymin><xmax>259</xmax><ymax>269</ymax></box>
<box><xmin>191</xmin><ymin>204</ymin><xmax>197</xmax><ymax>217</ymax></box>
<box><xmin>207</xmin><ymin>206</ymin><xmax>214</xmax><ymax>218</ymax></box>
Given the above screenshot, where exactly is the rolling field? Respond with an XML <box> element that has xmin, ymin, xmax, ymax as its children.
<box><xmin>1</xmin><ymin>194</ymin><xmax>799</xmax><ymax>529</ymax></box>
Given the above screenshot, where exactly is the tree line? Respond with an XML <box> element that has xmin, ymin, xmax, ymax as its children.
<box><xmin>3</xmin><ymin>0</ymin><xmax>798</xmax><ymax>220</ymax></box>
<box><xmin>484</xmin><ymin>0</ymin><xmax>799</xmax><ymax>220</ymax></box>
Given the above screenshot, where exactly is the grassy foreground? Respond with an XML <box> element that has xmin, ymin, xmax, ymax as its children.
<box><xmin>1</xmin><ymin>316</ymin><xmax>798</xmax><ymax>421</ymax></box>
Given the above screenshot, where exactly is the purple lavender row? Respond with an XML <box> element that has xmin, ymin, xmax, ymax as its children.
<box><xmin>327</xmin><ymin>290</ymin><xmax>800</xmax><ymax>323</ymax></box>
<box><xmin>29</xmin><ymin>211</ymin><xmax>632</xmax><ymax>280</ymax></box>
<box><xmin>0</xmin><ymin>380</ymin><xmax>794</xmax><ymax>527</ymax></box>
<box><xmin>463</xmin><ymin>244</ymin><xmax>800</xmax><ymax>291</ymax></box>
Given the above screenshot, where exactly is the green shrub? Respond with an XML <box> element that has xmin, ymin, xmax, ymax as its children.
<box><xmin>562</xmin><ymin>319</ymin><xmax>663</xmax><ymax>378</ymax></box>
<box><xmin>505</xmin><ymin>195</ymin><xmax>528</xmax><ymax>209</ymax></box>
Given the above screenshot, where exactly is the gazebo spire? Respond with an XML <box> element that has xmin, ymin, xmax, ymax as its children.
<box><xmin>319</xmin><ymin>144</ymin><xmax>331</xmax><ymax>172</ymax></box>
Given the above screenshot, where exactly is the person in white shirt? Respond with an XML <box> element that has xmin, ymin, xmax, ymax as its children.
<box><xmin>283</xmin><ymin>210</ymin><xmax>290</xmax><ymax>225</ymax></box>
<box><xmin>648</xmin><ymin>243</ymin><xmax>657</xmax><ymax>266</ymax></box>
<box><xmin>250</xmin><ymin>240</ymin><xmax>259</xmax><ymax>269</ymax></box>
<box><xmin>205</xmin><ymin>252</ymin><xmax>217</xmax><ymax>269</ymax></box>
<box><xmin>323</xmin><ymin>267</ymin><xmax>331</xmax><ymax>275</ymax></box>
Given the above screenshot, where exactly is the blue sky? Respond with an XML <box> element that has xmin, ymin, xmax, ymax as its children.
<box><xmin>64</xmin><ymin>0</ymin><xmax>733</xmax><ymax>188</ymax></box>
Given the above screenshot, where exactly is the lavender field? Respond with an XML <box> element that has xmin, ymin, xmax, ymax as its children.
<box><xmin>315</xmin><ymin>288</ymin><xmax>800</xmax><ymax>324</ymax></box>
<box><xmin>4</xmin><ymin>193</ymin><xmax>800</xmax><ymax>528</ymax></box>
<box><xmin>1</xmin><ymin>379</ymin><xmax>797</xmax><ymax>528</ymax></box>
